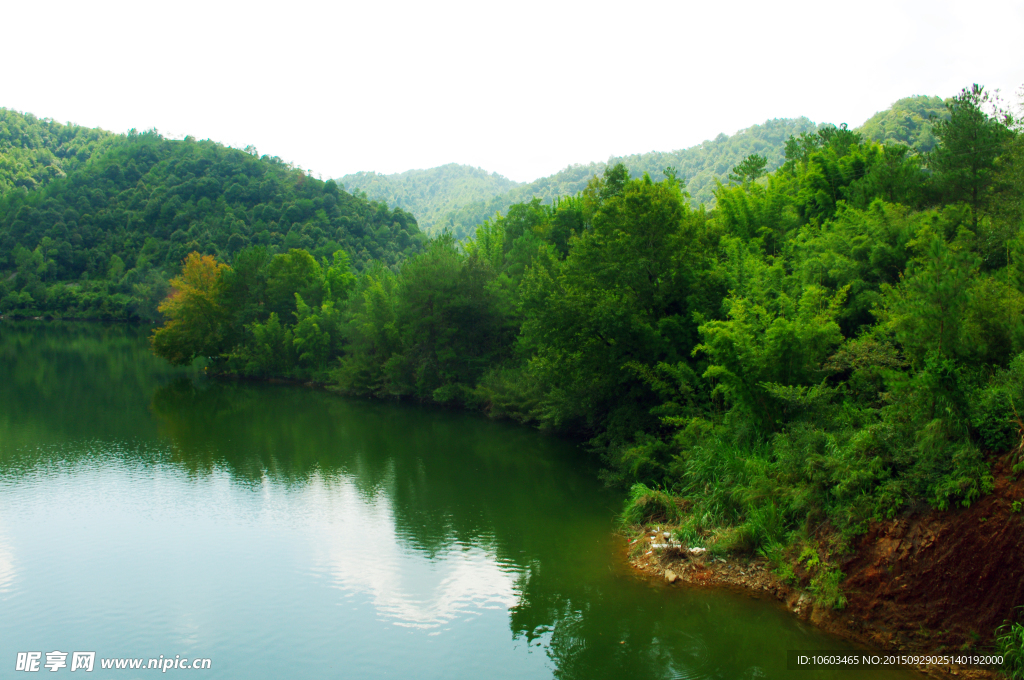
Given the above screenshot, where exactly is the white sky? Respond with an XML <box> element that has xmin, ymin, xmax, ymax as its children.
<box><xmin>4</xmin><ymin>0</ymin><xmax>1023</xmax><ymax>183</ymax></box>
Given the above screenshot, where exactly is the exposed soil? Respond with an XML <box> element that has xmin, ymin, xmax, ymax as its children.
<box><xmin>838</xmin><ymin>457</ymin><xmax>1024</xmax><ymax>654</ymax></box>
<box><xmin>627</xmin><ymin>456</ymin><xmax>1024</xmax><ymax>679</ymax></box>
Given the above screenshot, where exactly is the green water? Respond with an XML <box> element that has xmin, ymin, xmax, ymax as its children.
<box><xmin>0</xmin><ymin>322</ymin><xmax>919</xmax><ymax>679</ymax></box>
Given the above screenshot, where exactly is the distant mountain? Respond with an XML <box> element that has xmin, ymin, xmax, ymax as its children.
<box><xmin>338</xmin><ymin>163</ymin><xmax>522</xmax><ymax>234</ymax></box>
<box><xmin>347</xmin><ymin>118</ymin><xmax>822</xmax><ymax>239</ymax></box>
<box><xmin>345</xmin><ymin>96</ymin><xmax>952</xmax><ymax>240</ymax></box>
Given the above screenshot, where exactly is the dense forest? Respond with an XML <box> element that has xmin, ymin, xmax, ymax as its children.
<box><xmin>338</xmin><ymin>164</ymin><xmax>522</xmax><ymax>234</ymax></box>
<box><xmin>344</xmin><ymin>117</ymin><xmax>821</xmax><ymax>240</ymax></box>
<box><xmin>858</xmin><ymin>95</ymin><xmax>949</xmax><ymax>153</ymax></box>
<box><xmin>151</xmin><ymin>85</ymin><xmax>1023</xmax><ymax>616</ymax></box>
<box><xmin>343</xmin><ymin>96</ymin><xmax>952</xmax><ymax>241</ymax></box>
<box><xmin>0</xmin><ymin>108</ymin><xmax>116</xmax><ymax>193</ymax></box>
<box><xmin>0</xmin><ymin>115</ymin><xmax>426</xmax><ymax>320</ymax></box>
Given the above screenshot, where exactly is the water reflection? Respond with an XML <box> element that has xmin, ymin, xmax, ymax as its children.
<box><xmin>0</xmin><ymin>323</ymin><xmax>918</xmax><ymax>680</ymax></box>
<box><xmin>0</xmin><ymin>524</ymin><xmax>15</xmax><ymax>595</ymax></box>
<box><xmin>147</xmin><ymin>377</ymin><xmax>606</xmax><ymax>637</ymax></box>
<box><xmin>0</xmin><ymin>321</ymin><xmax>195</xmax><ymax>458</ymax></box>
<box><xmin>308</xmin><ymin>474</ymin><xmax>518</xmax><ymax>629</ymax></box>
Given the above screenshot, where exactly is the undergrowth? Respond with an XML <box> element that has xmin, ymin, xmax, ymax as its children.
<box><xmin>996</xmin><ymin>612</ymin><xmax>1024</xmax><ymax>680</ymax></box>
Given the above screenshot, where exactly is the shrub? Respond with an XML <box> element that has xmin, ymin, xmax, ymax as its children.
<box><xmin>810</xmin><ymin>565</ymin><xmax>847</xmax><ymax>610</ymax></box>
<box><xmin>996</xmin><ymin>615</ymin><xmax>1024</xmax><ymax>679</ymax></box>
<box><xmin>619</xmin><ymin>483</ymin><xmax>683</xmax><ymax>526</ymax></box>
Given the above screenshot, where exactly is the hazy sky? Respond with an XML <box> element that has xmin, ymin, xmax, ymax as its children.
<box><xmin>5</xmin><ymin>0</ymin><xmax>1023</xmax><ymax>183</ymax></box>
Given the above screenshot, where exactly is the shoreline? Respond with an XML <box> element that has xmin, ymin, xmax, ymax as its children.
<box><xmin>7</xmin><ymin>318</ymin><xmax>1017</xmax><ymax>678</ymax></box>
<box><xmin>622</xmin><ymin>465</ymin><xmax>1024</xmax><ymax>680</ymax></box>
<box><xmin>194</xmin><ymin>355</ymin><xmax>1013</xmax><ymax>680</ymax></box>
<box><xmin>626</xmin><ymin>543</ymin><xmax>996</xmax><ymax>679</ymax></box>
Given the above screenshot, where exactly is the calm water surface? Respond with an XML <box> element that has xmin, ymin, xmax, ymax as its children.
<box><xmin>0</xmin><ymin>322</ymin><xmax>920</xmax><ymax>679</ymax></box>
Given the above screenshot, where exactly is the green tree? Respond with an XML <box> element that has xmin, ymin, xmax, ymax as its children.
<box><xmin>519</xmin><ymin>173</ymin><xmax>703</xmax><ymax>437</ymax></box>
<box><xmin>150</xmin><ymin>252</ymin><xmax>230</xmax><ymax>365</ymax></box>
<box><xmin>930</xmin><ymin>84</ymin><xmax>1014</xmax><ymax>224</ymax></box>
<box><xmin>878</xmin><ymin>235</ymin><xmax>980</xmax><ymax>364</ymax></box>
<box><xmin>265</xmin><ymin>249</ymin><xmax>324</xmax><ymax>320</ymax></box>
<box><xmin>728</xmin><ymin>153</ymin><xmax>768</xmax><ymax>184</ymax></box>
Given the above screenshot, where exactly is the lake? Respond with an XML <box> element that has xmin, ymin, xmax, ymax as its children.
<box><xmin>0</xmin><ymin>322</ymin><xmax>918</xmax><ymax>679</ymax></box>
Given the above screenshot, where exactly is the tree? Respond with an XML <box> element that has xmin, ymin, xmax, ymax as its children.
<box><xmin>265</xmin><ymin>249</ymin><xmax>324</xmax><ymax>320</ymax></box>
<box><xmin>930</xmin><ymin>84</ymin><xmax>1014</xmax><ymax>224</ymax></box>
<box><xmin>151</xmin><ymin>252</ymin><xmax>230</xmax><ymax>365</ymax></box>
<box><xmin>519</xmin><ymin>173</ymin><xmax>701</xmax><ymax>432</ymax></box>
<box><xmin>600</xmin><ymin>163</ymin><xmax>629</xmax><ymax>199</ymax></box>
<box><xmin>219</xmin><ymin>245</ymin><xmax>270</xmax><ymax>340</ymax></box>
<box><xmin>728</xmin><ymin>154</ymin><xmax>767</xmax><ymax>184</ymax></box>
<box><xmin>395</xmin><ymin>234</ymin><xmax>505</xmax><ymax>399</ymax></box>
<box><xmin>324</xmin><ymin>250</ymin><xmax>356</xmax><ymax>303</ymax></box>
<box><xmin>878</xmin><ymin>235</ymin><xmax>980</xmax><ymax>364</ymax></box>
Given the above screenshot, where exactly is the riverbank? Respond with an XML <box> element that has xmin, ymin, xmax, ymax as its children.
<box><xmin>202</xmin><ymin>359</ymin><xmax>1021</xmax><ymax>679</ymax></box>
<box><xmin>626</xmin><ymin>456</ymin><xmax>1024</xmax><ymax>679</ymax></box>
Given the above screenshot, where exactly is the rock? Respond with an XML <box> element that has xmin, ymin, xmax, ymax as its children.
<box><xmin>665</xmin><ymin>569</ymin><xmax>678</xmax><ymax>583</ymax></box>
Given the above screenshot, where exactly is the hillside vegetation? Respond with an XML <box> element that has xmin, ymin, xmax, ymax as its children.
<box><xmin>0</xmin><ymin>108</ymin><xmax>116</xmax><ymax>193</ymax></box>
<box><xmin>858</xmin><ymin>95</ymin><xmax>949</xmax><ymax>152</ymax></box>
<box><xmin>151</xmin><ymin>86</ymin><xmax>1023</xmax><ymax>626</ymax></box>
<box><xmin>347</xmin><ymin>118</ymin><xmax>822</xmax><ymax>239</ymax></box>
<box><xmin>340</xmin><ymin>97</ymin><xmax>955</xmax><ymax>241</ymax></box>
<box><xmin>338</xmin><ymin>163</ymin><xmax>522</xmax><ymax>234</ymax></box>
<box><xmin>0</xmin><ymin>127</ymin><xmax>425</xmax><ymax>320</ymax></box>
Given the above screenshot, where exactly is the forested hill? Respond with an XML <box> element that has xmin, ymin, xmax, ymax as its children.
<box><xmin>338</xmin><ymin>118</ymin><xmax>819</xmax><ymax>239</ymax></box>
<box><xmin>0</xmin><ymin>128</ymin><xmax>426</xmax><ymax>321</ymax></box>
<box><xmin>343</xmin><ymin>96</ymin><xmax>951</xmax><ymax>240</ymax></box>
<box><xmin>0</xmin><ymin>108</ymin><xmax>117</xmax><ymax>193</ymax></box>
<box><xmin>858</xmin><ymin>95</ymin><xmax>949</xmax><ymax>152</ymax></box>
<box><xmin>338</xmin><ymin>163</ymin><xmax>522</xmax><ymax>234</ymax></box>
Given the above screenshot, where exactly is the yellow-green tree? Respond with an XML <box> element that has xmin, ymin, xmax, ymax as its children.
<box><xmin>151</xmin><ymin>252</ymin><xmax>230</xmax><ymax>365</ymax></box>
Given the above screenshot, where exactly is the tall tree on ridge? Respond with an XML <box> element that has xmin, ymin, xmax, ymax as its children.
<box><xmin>930</xmin><ymin>84</ymin><xmax>1014</xmax><ymax>225</ymax></box>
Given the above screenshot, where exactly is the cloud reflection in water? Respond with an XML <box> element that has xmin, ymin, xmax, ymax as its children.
<box><xmin>301</xmin><ymin>472</ymin><xmax>519</xmax><ymax>629</ymax></box>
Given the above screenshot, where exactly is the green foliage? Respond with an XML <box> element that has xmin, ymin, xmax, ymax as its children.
<box><xmin>338</xmin><ymin>164</ymin><xmax>522</xmax><ymax>234</ymax></box>
<box><xmin>728</xmin><ymin>154</ymin><xmax>768</xmax><ymax>185</ymax></box>
<box><xmin>878</xmin><ymin>234</ymin><xmax>981</xmax><ymax>364</ymax></box>
<box><xmin>856</xmin><ymin>95</ymin><xmax>949</xmax><ymax>153</ymax></box>
<box><xmin>469</xmin><ymin>365</ymin><xmax>544</xmax><ymax>424</ymax></box>
<box><xmin>518</xmin><ymin>168</ymin><xmax>705</xmax><ymax>446</ymax></box>
<box><xmin>619</xmin><ymin>483</ymin><xmax>682</xmax><ymax>526</ymax></box>
<box><xmin>930</xmin><ymin>85</ymin><xmax>1015</xmax><ymax>219</ymax></box>
<box><xmin>0</xmin><ymin>126</ymin><xmax>425</xmax><ymax>320</ymax></box>
<box><xmin>150</xmin><ymin>252</ymin><xmax>230</xmax><ymax>365</ymax></box>
<box><xmin>0</xmin><ymin>108</ymin><xmax>116</xmax><ymax>193</ymax></box>
<box><xmin>266</xmin><ymin>249</ymin><xmax>325</xmax><ymax>319</ymax></box>
<box><xmin>344</xmin><ymin>96</ymin><xmax>960</xmax><ymax>246</ymax></box>
<box><xmin>996</xmin><ymin>613</ymin><xmax>1024</xmax><ymax>679</ymax></box>
<box><xmin>145</xmin><ymin>85</ymin><xmax>1022</xmax><ymax>572</ymax></box>
<box><xmin>359</xmin><ymin>118</ymin><xmax>821</xmax><ymax>239</ymax></box>
<box><xmin>230</xmin><ymin>312</ymin><xmax>294</xmax><ymax>377</ymax></box>
<box><xmin>809</xmin><ymin>564</ymin><xmax>847</xmax><ymax>610</ymax></box>
<box><xmin>760</xmin><ymin>543</ymin><xmax>798</xmax><ymax>583</ymax></box>
<box><xmin>152</xmin><ymin>245</ymin><xmax>356</xmax><ymax>380</ymax></box>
